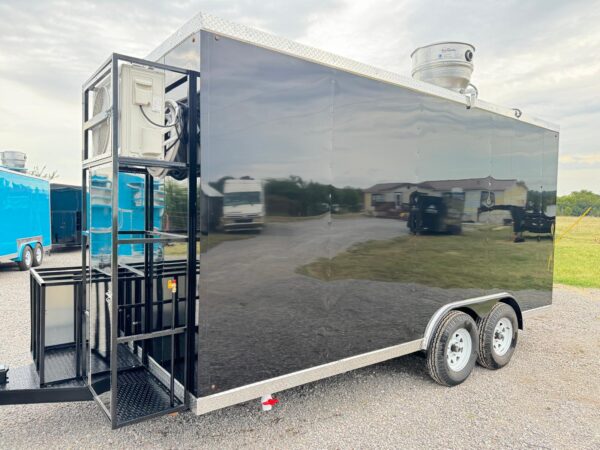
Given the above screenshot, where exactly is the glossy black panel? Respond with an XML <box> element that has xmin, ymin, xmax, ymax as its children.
<box><xmin>197</xmin><ymin>31</ymin><xmax>558</xmax><ymax>396</ymax></box>
<box><xmin>199</xmin><ymin>31</ymin><xmax>333</xmax><ymax>396</ymax></box>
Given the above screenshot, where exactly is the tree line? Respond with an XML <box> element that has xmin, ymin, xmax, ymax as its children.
<box><xmin>557</xmin><ymin>190</ymin><xmax>600</xmax><ymax>217</ymax></box>
<box><xmin>164</xmin><ymin>175</ymin><xmax>364</xmax><ymax>226</ymax></box>
<box><xmin>263</xmin><ymin>175</ymin><xmax>362</xmax><ymax>216</ymax></box>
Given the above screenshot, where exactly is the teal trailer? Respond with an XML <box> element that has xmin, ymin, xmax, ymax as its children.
<box><xmin>0</xmin><ymin>167</ymin><xmax>51</xmax><ymax>270</ymax></box>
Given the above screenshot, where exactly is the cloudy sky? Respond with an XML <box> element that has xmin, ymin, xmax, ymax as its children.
<box><xmin>0</xmin><ymin>0</ymin><xmax>598</xmax><ymax>194</ymax></box>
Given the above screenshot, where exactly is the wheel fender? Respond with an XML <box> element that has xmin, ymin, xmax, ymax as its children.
<box><xmin>498</xmin><ymin>297</ymin><xmax>523</xmax><ymax>330</ymax></box>
<box><xmin>422</xmin><ymin>293</ymin><xmax>522</xmax><ymax>351</ymax></box>
<box><xmin>13</xmin><ymin>241</ymin><xmax>42</xmax><ymax>262</ymax></box>
<box><xmin>14</xmin><ymin>243</ymin><xmax>30</xmax><ymax>262</ymax></box>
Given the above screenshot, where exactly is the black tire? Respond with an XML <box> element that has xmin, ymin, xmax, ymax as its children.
<box><xmin>447</xmin><ymin>225</ymin><xmax>462</xmax><ymax>235</ymax></box>
<box><xmin>18</xmin><ymin>245</ymin><xmax>33</xmax><ymax>271</ymax></box>
<box><xmin>32</xmin><ymin>243</ymin><xmax>43</xmax><ymax>267</ymax></box>
<box><xmin>427</xmin><ymin>310</ymin><xmax>478</xmax><ymax>386</ymax></box>
<box><xmin>477</xmin><ymin>302</ymin><xmax>518</xmax><ymax>369</ymax></box>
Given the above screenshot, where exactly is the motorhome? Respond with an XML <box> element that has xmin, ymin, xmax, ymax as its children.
<box><xmin>222</xmin><ymin>179</ymin><xmax>265</xmax><ymax>232</ymax></box>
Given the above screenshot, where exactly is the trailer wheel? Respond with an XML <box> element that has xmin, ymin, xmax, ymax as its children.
<box><xmin>427</xmin><ymin>310</ymin><xmax>478</xmax><ymax>386</ymax></box>
<box><xmin>18</xmin><ymin>245</ymin><xmax>33</xmax><ymax>271</ymax></box>
<box><xmin>32</xmin><ymin>243</ymin><xmax>44</xmax><ymax>267</ymax></box>
<box><xmin>477</xmin><ymin>303</ymin><xmax>518</xmax><ymax>369</ymax></box>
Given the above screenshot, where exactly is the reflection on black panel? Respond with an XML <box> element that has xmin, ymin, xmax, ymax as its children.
<box><xmin>198</xmin><ymin>31</ymin><xmax>558</xmax><ymax>396</ymax></box>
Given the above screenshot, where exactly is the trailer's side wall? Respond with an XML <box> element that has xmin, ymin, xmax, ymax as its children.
<box><xmin>0</xmin><ymin>168</ymin><xmax>51</xmax><ymax>259</ymax></box>
<box><xmin>198</xmin><ymin>32</ymin><xmax>558</xmax><ymax>397</ymax></box>
<box><xmin>50</xmin><ymin>185</ymin><xmax>82</xmax><ymax>247</ymax></box>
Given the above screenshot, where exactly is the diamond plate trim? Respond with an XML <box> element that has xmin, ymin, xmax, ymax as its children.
<box><xmin>115</xmin><ymin>369</ymin><xmax>182</xmax><ymax>425</ymax></box>
<box><xmin>146</xmin><ymin>12</ymin><xmax>559</xmax><ymax>132</ymax></box>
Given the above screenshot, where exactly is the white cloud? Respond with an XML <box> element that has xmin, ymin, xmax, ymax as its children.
<box><xmin>0</xmin><ymin>0</ymin><xmax>598</xmax><ymax>193</ymax></box>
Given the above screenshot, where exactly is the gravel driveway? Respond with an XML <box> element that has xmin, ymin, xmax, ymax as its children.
<box><xmin>0</xmin><ymin>250</ymin><xmax>599</xmax><ymax>449</ymax></box>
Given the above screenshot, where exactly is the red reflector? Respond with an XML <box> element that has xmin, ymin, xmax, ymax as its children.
<box><xmin>262</xmin><ymin>398</ymin><xmax>279</xmax><ymax>406</ymax></box>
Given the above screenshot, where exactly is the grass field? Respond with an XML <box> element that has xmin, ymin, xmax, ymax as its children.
<box><xmin>298</xmin><ymin>224</ymin><xmax>554</xmax><ymax>290</ymax></box>
<box><xmin>164</xmin><ymin>216</ymin><xmax>599</xmax><ymax>288</ymax></box>
<box><xmin>299</xmin><ymin>216</ymin><xmax>600</xmax><ymax>289</ymax></box>
<box><xmin>164</xmin><ymin>232</ymin><xmax>254</xmax><ymax>255</ymax></box>
<box><xmin>553</xmin><ymin>216</ymin><xmax>600</xmax><ymax>287</ymax></box>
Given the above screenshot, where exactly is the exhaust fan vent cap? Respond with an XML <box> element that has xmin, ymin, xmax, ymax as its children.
<box><xmin>0</xmin><ymin>151</ymin><xmax>27</xmax><ymax>170</ymax></box>
<box><xmin>411</xmin><ymin>42</ymin><xmax>475</xmax><ymax>92</ymax></box>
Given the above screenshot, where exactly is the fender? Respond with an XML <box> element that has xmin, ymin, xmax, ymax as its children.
<box><xmin>13</xmin><ymin>236</ymin><xmax>44</xmax><ymax>262</ymax></box>
<box><xmin>421</xmin><ymin>292</ymin><xmax>523</xmax><ymax>351</ymax></box>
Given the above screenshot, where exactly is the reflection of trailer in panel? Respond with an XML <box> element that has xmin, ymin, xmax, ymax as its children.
<box><xmin>408</xmin><ymin>189</ymin><xmax>465</xmax><ymax>235</ymax></box>
<box><xmin>0</xmin><ymin>13</ymin><xmax>559</xmax><ymax>428</ymax></box>
<box><xmin>50</xmin><ymin>184</ymin><xmax>82</xmax><ymax>249</ymax></box>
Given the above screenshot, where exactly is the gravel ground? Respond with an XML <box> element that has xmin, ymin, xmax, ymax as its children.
<box><xmin>1</xmin><ymin>250</ymin><xmax>599</xmax><ymax>449</ymax></box>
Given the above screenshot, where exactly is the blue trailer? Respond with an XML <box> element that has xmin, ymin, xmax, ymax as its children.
<box><xmin>0</xmin><ymin>167</ymin><xmax>51</xmax><ymax>270</ymax></box>
<box><xmin>50</xmin><ymin>184</ymin><xmax>82</xmax><ymax>249</ymax></box>
<box><xmin>89</xmin><ymin>172</ymin><xmax>165</xmax><ymax>265</ymax></box>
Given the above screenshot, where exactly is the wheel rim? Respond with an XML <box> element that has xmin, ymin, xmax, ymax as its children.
<box><xmin>35</xmin><ymin>247</ymin><xmax>42</xmax><ymax>263</ymax></box>
<box><xmin>24</xmin><ymin>249</ymin><xmax>32</xmax><ymax>267</ymax></box>
<box><xmin>446</xmin><ymin>328</ymin><xmax>472</xmax><ymax>372</ymax></box>
<box><xmin>493</xmin><ymin>317</ymin><xmax>513</xmax><ymax>356</ymax></box>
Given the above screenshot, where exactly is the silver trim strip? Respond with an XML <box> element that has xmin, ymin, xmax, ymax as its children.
<box><xmin>147</xmin><ymin>12</ymin><xmax>559</xmax><ymax>132</ymax></box>
<box><xmin>194</xmin><ymin>339</ymin><xmax>422</xmax><ymax>415</ymax></box>
<box><xmin>522</xmin><ymin>304</ymin><xmax>552</xmax><ymax>318</ymax></box>
<box><xmin>189</xmin><ymin>295</ymin><xmax>549</xmax><ymax>415</ymax></box>
<box><xmin>421</xmin><ymin>292</ymin><xmax>515</xmax><ymax>350</ymax></box>
<box><xmin>147</xmin><ymin>355</ymin><xmax>186</xmax><ymax>402</ymax></box>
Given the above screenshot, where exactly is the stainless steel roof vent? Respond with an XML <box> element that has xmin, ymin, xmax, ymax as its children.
<box><xmin>411</xmin><ymin>42</ymin><xmax>475</xmax><ymax>92</ymax></box>
<box><xmin>0</xmin><ymin>151</ymin><xmax>27</xmax><ymax>170</ymax></box>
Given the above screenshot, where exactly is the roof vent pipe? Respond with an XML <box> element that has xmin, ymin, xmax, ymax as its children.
<box><xmin>0</xmin><ymin>151</ymin><xmax>27</xmax><ymax>170</ymax></box>
<box><xmin>411</xmin><ymin>42</ymin><xmax>478</xmax><ymax>107</ymax></box>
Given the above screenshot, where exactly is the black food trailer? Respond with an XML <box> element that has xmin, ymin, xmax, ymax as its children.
<box><xmin>0</xmin><ymin>13</ymin><xmax>559</xmax><ymax>428</ymax></box>
<box><xmin>50</xmin><ymin>183</ymin><xmax>83</xmax><ymax>249</ymax></box>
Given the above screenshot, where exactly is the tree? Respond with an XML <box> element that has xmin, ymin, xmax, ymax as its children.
<box><xmin>164</xmin><ymin>180</ymin><xmax>188</xmax><ymax>230</ymax></box>
<box><xmin>557</xmin><ymin>190</ymin><xmax>600</xmax><ymax>217</ymax></box>
<box><xmin>264</xmin><ymin>176</ymin><xmax>363</xmax><ymax>216</ymax></box>
<box><xmin>29</xmin><ymin>165</ymin><xmax>59</xmax><ymax>180</ymax></box>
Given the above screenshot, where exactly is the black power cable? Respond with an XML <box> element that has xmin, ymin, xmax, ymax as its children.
<box><xmin>139</xmin><ymin>103</ymin><xmax>183</xmax><ymax>153</ymax></box>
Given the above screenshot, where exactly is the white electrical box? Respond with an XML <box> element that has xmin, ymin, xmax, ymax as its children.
<box><xmin>120</xmin><ymin>64</ymin><xmax>165</xmax><ymax>159</ymax></box>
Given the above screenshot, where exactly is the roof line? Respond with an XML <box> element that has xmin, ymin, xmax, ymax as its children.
<box><xmin>146</xmin><ymin>11</ymin><xmax>560</xmax><ymax>133</ymax></box>
<box><xmin>0</xmin><ymin>166</ymin><xmax>50</xmax><ymax>182</ymax></box>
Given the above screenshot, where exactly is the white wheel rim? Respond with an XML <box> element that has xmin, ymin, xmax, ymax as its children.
<box><xmin>446</xmin><ymin>328</ymin><xmax>472</xmax><ymax>372</ymax></box>
<box><xmin>24</xmin><ymin>250</ymin><xmax>32</xmax><ymax>267</ymax></box>
<box><xmin>493</xmin><ymin>317</ymin><xmax>513</xmax><ymax>356</ymax></box>
<box><xmin>35</xmin><ymin>247</ymin><xmax>42</xmax><ymax>262</ymax></box>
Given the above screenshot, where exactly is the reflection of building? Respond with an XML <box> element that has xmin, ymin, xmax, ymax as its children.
<box><xmin>200</xmin><ymin>183</ymin><xmax>223</xmax><ymax>233</ymax></box>
<box><xmin>364</xmin><ymin>183</ymin><xmax>419</xmax><ymax>218</ymax></box>
<box><xmin>365</xmin><ymin>177</ymin><xmax>528</xmax><ymax>223</ymax></box>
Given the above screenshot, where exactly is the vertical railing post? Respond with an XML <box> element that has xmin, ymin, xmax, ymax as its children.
<box><xmin>109</xmin><ymin>53</ymin><xmax>120</xmax><ymax>429</ymax></box>
<box><xmin>185</xmin><ymin>72</ymin><xmax>199</xmax><ymax>400</ymax></box>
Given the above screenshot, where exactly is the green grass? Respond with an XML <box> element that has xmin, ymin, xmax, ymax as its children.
<box><xmin>164</xmin><ymin>232</ymin><xmax>255</xmax><ymax>255</ymax></box>
<box><xmin>553</xmin><ymin>216</ymin><xmax>600</xmax><ymax>287</ymax></box>
<box><xmin>266</xmin><ymin>212</ymin><xmax>363</xmax><ymax>223</ymax></box>
<box><xmin>298</xmin><ymin>223</ymin><xmax>555</xmax><ymax>291</ymax></box>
